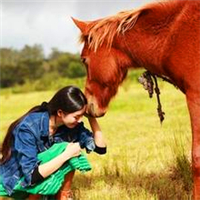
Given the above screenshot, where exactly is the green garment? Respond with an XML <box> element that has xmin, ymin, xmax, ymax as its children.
<box><xmin>0</xmin><ymin>142</ymin><xmax>91</xmax><ymax>196</ymax></box>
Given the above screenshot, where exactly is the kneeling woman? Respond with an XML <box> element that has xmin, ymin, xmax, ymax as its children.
<box><xmin>0</xmin><ymin>86</ymin><xmax>107</xmax><ymax>200</ymax></box>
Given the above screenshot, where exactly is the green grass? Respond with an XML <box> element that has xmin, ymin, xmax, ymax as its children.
<box><xmin>0</xmin><ymin>80</ymin><xmax>192</xmax><ymax>199</ymax></box>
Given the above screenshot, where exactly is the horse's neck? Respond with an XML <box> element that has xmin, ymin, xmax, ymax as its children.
<box><xmin>121</xmin><ymin>0</ymin><xmax>187</xmax><ymax>75</ymax></box>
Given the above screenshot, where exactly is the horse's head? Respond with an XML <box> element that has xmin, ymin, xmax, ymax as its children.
<box><xmin>72</xmin><ymin>17</ymin><xmax>133</xmax><ymax>117</ymax></box>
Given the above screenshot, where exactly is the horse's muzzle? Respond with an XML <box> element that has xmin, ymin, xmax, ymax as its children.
<box><xmin>87</xmin><ymin>103</ymin><xmax>105</xmax><ymax>118</ymax></box>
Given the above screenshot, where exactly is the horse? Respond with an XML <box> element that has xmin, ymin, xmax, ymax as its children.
<box><xmin>72</xmin><ymin>0</ymin><xmax>200</xmax><ymax>199</ymax></box>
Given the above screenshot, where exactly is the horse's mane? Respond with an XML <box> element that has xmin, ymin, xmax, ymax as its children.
<box><xmin>80</xmin><ymin>9</ymin><xmax>141</xmax><ymax>51</ymax></box>
<box><xmin>80</xmin><ymin>0</ymin><xmax>187</xmax><ymax>52</ymax></box>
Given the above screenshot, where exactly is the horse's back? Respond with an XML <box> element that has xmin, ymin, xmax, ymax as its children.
<box><xmin>163</xmin><ymin>0</ymin><xmax>200</xmax><ymax>93</ymax></box>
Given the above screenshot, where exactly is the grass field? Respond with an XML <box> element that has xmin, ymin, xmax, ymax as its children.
<box><xmin>0</xmin><ymin>80</ymin><xmax>192</xmax><ymax>200</ymax></box>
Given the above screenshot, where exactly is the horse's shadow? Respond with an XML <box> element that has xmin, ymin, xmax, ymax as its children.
<box><xmin>74</xmin><ymin>164</ymin><xmax>192</xmax><ymax>200</ymax></box>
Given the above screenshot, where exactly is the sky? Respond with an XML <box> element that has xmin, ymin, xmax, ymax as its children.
<box><xmin>0</xmin><ymin>0</ymin><xmax>155</xmax><ymax>56</ymax></box>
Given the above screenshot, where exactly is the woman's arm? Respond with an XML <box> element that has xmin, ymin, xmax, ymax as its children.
<box><xmin>38</xmin><ymin>142</ymin><xmax>81</xmax><ymax>178</ymax></box>
<box><xmin>88</xmin><ymin>117</ymin><xmax>106</xmax><ymax>148</ymax></box>
<box><xmin>15</xmin><ymin>127</ymin><xmax>81</xmax><ymax>185</ymax></box>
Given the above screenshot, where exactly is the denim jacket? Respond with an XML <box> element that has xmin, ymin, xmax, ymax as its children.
<box><xmin>0</xmin><ymin>111</ymin><xmax>95</xmax><ymax>195</ymax></box>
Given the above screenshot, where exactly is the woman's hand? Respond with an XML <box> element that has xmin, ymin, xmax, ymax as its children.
<box><xmin>63</xmin><ymin>142</ymin><xmax>81</xmax><ymax>159</ymax></box>
<box><xmin>38</xmin><ymin>143</ymin><xmax>81</xmax><ymax>178</ymax></box>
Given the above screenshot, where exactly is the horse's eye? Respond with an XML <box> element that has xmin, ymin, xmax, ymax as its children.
<box><xmin>81</xmin><ymin>58</ymin><xmax>88</xmax><ymax>66</ymax></box>
<box><xmin>81</xmin><ymin>58</ymin><xmax>86</xmax><ymax>63</ymax></box>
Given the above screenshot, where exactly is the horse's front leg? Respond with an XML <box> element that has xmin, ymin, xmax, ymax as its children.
<box><xmin>186</xmin><ymin>92</ymin><xmax>200</xmax><ymax>200</ymax></box>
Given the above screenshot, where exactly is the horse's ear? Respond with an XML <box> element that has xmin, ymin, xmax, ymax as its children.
<box><xmin>71</xmin><ymin>17</ymin><xmax>88</xmax><ymax>35</ymax></box>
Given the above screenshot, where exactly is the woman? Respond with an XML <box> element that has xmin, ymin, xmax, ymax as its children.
<box><xmin>0</xmin><ymin>86</ymin><xmax>107</xmax><ymax>200</ymax></box>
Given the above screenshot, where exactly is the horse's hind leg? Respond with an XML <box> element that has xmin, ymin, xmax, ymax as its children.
<box><xmin>186</xmin><ymin>92</ymin><xmax>200</xmax><ymax>200</ymax></box>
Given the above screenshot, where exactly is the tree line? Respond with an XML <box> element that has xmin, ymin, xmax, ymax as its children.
<box><xmin>0</xmin><ymin>44</ymin><xmax>86</xmax><ymax>88</ymax></box>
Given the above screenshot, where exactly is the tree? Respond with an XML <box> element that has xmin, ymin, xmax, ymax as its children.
<box><xmin>66</xmin><ymin>61</ymin><xmax>86</xmax><ymax>78</ymax></box>
<box><xmin>48</xmin><ymin>48</ymin><xmax>62</xmax><ymax>60</ymax></box>
<box><xmin>0</xmin><ymin>48</ymin><xmax>23</xmax><ymax>87</ymax></box>
<box><xmin>18</xmin><ymin>44</ymin><xmax>45</xmax><ymax>80</ymax></box>
<box><xmin>0</xmin><ymin>45</ymin><xmax>86</xmax><ymax>88</ymax></box>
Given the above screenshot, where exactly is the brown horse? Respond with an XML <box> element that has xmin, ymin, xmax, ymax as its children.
<box><xmin>72</xmin><ymin>0</ymin><xmax>200</xmax><ymax>199</ymax></box>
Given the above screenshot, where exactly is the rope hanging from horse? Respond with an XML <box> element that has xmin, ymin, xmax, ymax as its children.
<box><xmin>138</xmin><ymin>71</ymin><xmax>165</xmax><ymax>124</ymax></box>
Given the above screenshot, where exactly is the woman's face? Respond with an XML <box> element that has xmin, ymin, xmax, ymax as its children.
<box><xmin>59</xmin><ymin>106</ymin><xmax>86</xmax><ymax>128</ymax></box>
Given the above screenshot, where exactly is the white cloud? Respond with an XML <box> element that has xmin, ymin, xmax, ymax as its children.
<box><xmin>1</xmin><ymin>0</ymin><xmax>155</xmax><ymax>56</ymax></box>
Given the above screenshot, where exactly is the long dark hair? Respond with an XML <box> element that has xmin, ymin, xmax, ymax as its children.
<box><xmin>0</xmin><ymin>86</ymin><xmax>87</xmax><ymax>164</ymax></box>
